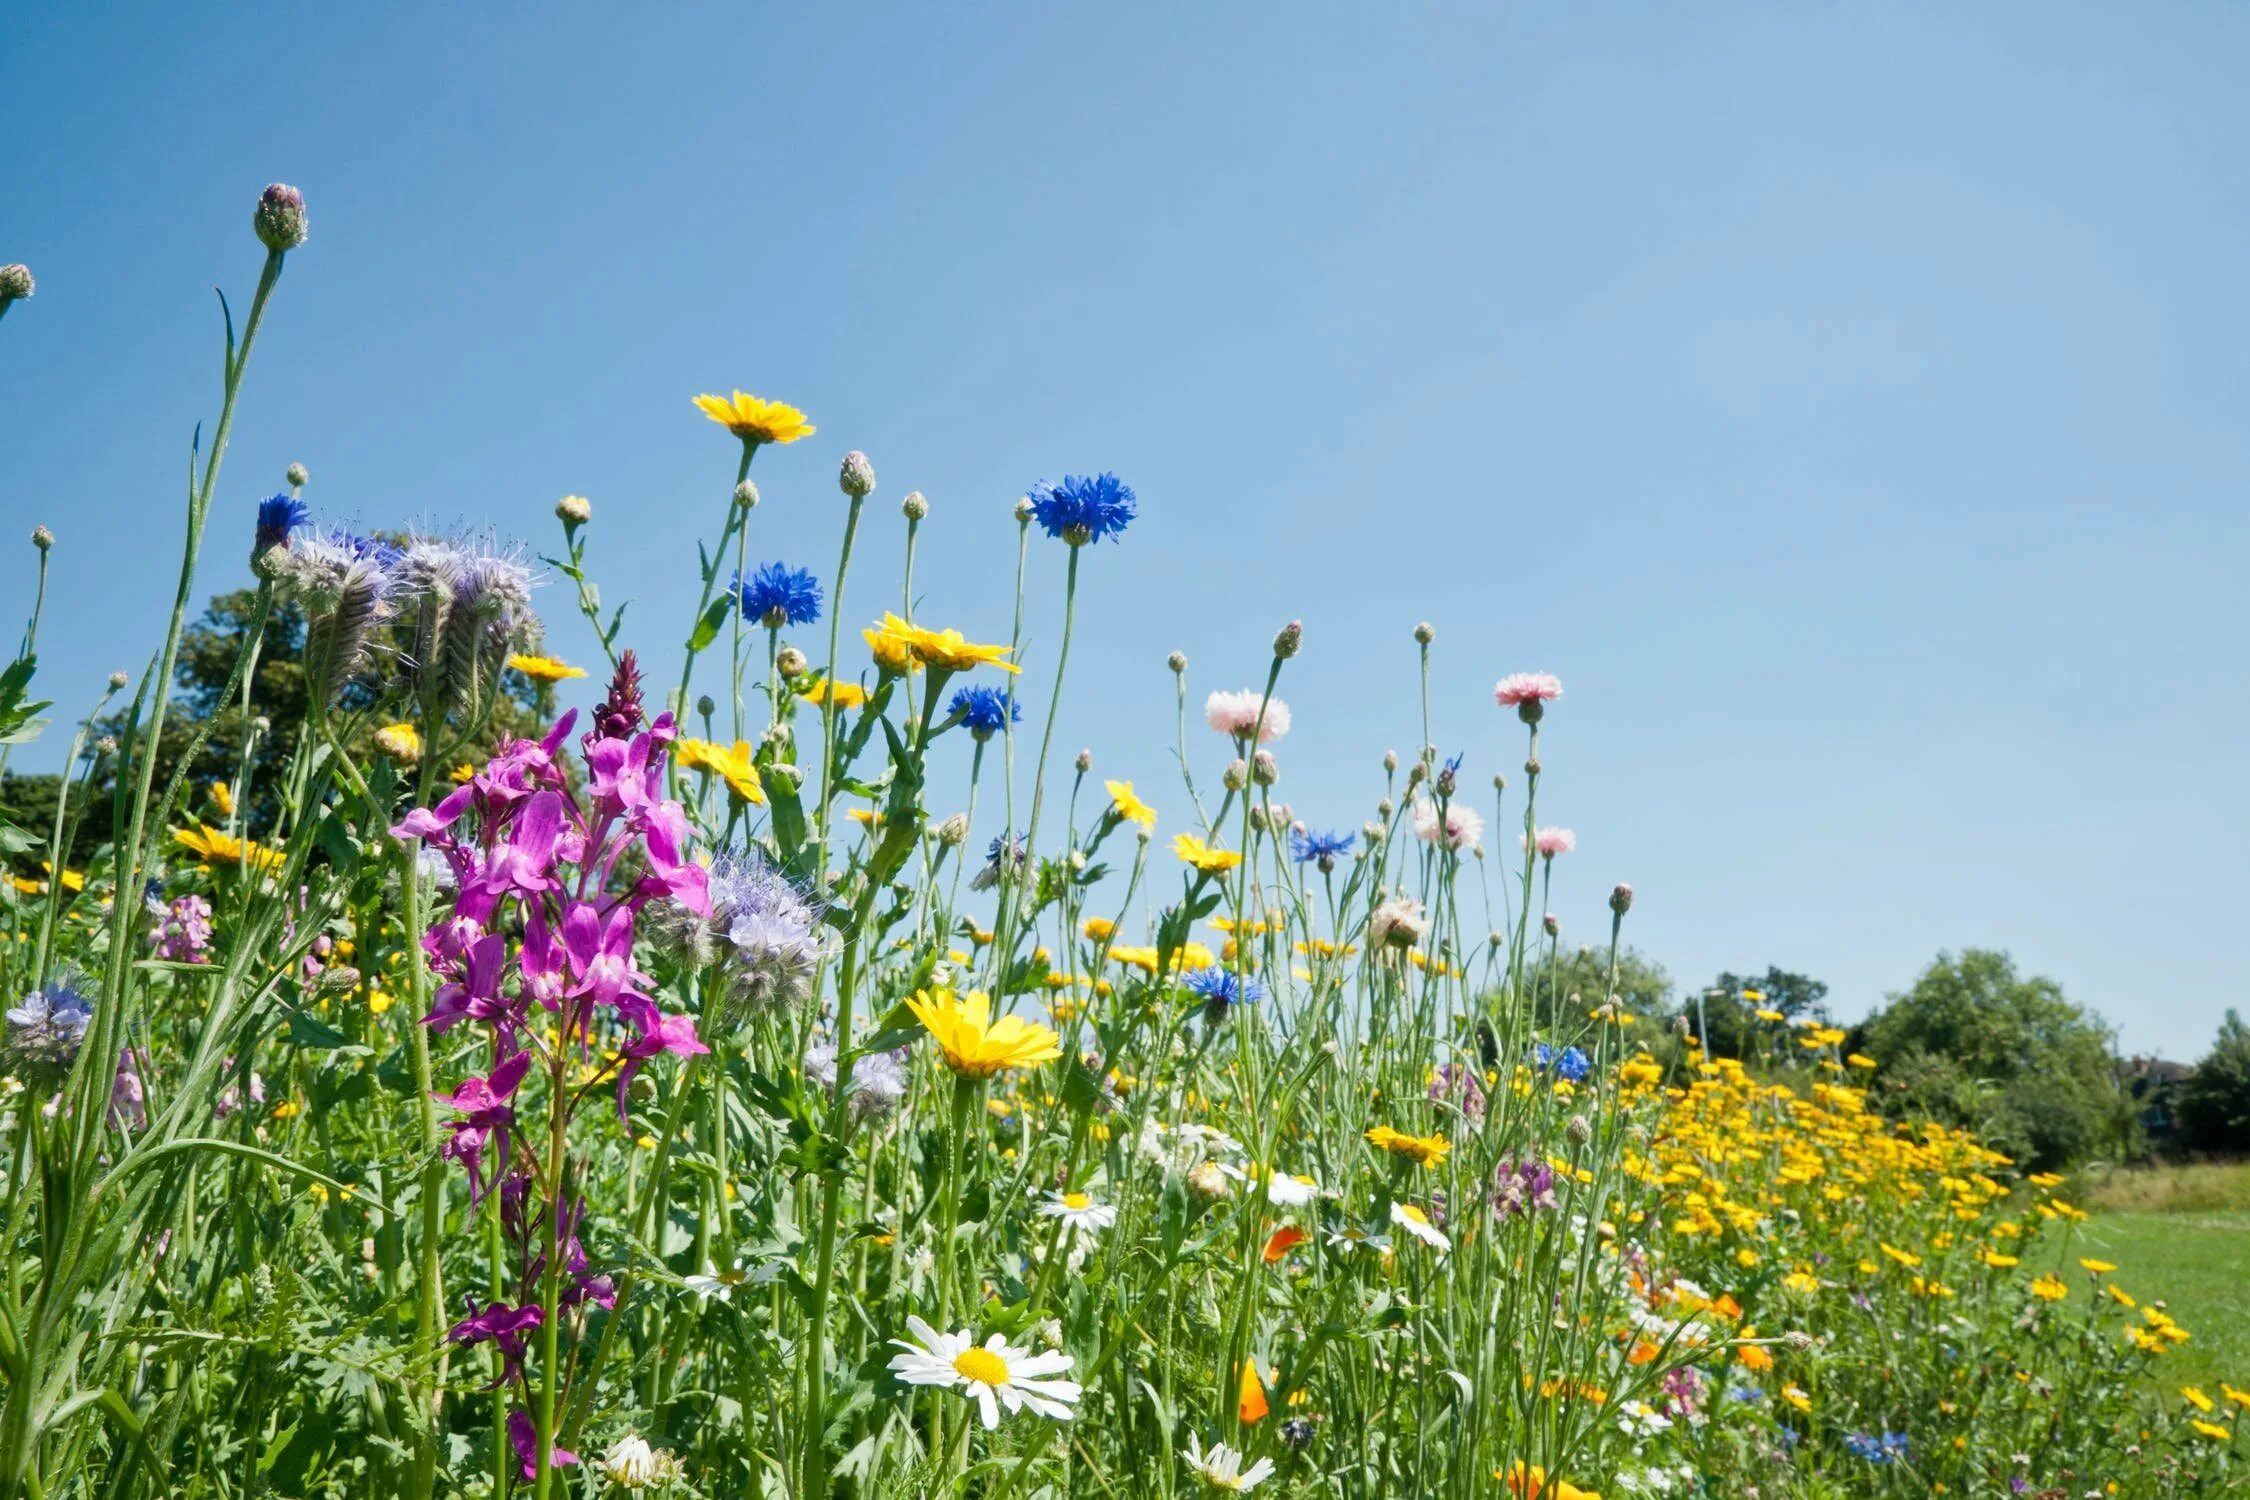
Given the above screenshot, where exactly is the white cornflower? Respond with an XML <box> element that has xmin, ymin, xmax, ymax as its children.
<box><xmin>1410</xmin><ymin>796</ymin><xmax>1483</xmax><ymax>852</ymax></box>
<box><xmin>1182</xmin><ymin>1432</ymin><xmax>1275</xmax><ymax>1491</ymax></box>
<box><xmin>1389</xmin><ymin>1200</ymin><xmax>1451</xmax><ymax>1253</ymax></box>
<box><xmin>887</xmin><ymin>1316</ymin><xmax>1082</xmax><ymax>1430</ymax></box>
<box><xmin>597</xmin><ymin>1434</ymin><xmax>682</xmax><ymax>1489</ymax></box>
<box><xmin>1038</xmin><ymin>1190</ymin><xmax>1118</xmax><ymax>1235</ymax></box>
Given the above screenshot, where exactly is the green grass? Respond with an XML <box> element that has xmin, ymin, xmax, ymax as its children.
<box><xmin>2073</xmin><ymin>1162</ymin><xmax>2250</xmax><ymax>1393</ymax></box>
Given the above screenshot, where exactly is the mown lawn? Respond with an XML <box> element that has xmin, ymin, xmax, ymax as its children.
<box><xmin>2075</xmin><ymin>1162</ymin><xmax>2250</xmax><ymax>1393</ymax></box>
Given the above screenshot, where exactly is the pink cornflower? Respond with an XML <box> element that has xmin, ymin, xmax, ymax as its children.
<box><xmin>1411</xmin><ymin>797</ymin><xmax>1484</xmax><ymax>852</ymax></box>
<box><xmin>1204</xmin><ymin>689</ymin><xmax>1291</xmax><ymax>743</ymax></box>
<box><xmin>1493</xmin><ymin>672</ymin><xmax>1562</xmax><ymax>707</ymax></box>
<box><xmin>1524</xmin><ymin>826</ymin><xmax>1576</xmax><ymax>858</ymax></box>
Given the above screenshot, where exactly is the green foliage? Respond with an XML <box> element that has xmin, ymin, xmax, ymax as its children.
<box><xmin>2176</xmin><ymin>1009</ymin><xmax>2250</xmax><ymax>1153</ymax></box>
<box><xmin>1693</xmin><ymin>965</ymin><xmax>1831</xmax><ymax>1059</ymax></box>
<box><xmin>1857</xmin><ymin>948</ymin><xmax>2139</xmax><ymax>1171</ymax></box>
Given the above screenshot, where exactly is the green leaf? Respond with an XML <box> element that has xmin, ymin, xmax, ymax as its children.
<box><xmin>686</xmin><ymin>594</ymin><xmax>733</xmax><ymax>653</ymax></box>
<box><xmin>285</xmin><ymin>1008</ymin><xmax>351</xmax><ymax>1050</ymax></box>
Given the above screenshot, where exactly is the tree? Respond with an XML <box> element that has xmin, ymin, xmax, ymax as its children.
<box><xmin>1856</xmin><ymin>949</ymin><xmax>2138</xmax><ymax>1171</ymax></box>
<box><xmin>1693</xmin><ymin>966</ymin><xmax>1830</xmax><ymax>1059</ymax></box>
<box><xmin>2177</xmin><ymin>1010</ymin><xmax>2250</xmax><ymax>1154</ymax></box>
<box><xmin>1528</xmin><ymin>942</ymin><xmax>1674</xmax><ymax>1030</ymax></box>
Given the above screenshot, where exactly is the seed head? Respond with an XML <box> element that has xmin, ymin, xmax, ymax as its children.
<box><xmin>838</xmin><ymin>450</ymin><xmax>876</xmax><ymax>498</ymax></box>
<box><xmin>253</xmin><ymin>183</ymin><xmax>309</xmax><ymax>253</ymax></box>
<box><xmin>901</xmin><ymin>490</ymin><xmax>928</xmax><ymax>521</ymax></box>
<box><xmin>555</xmin><ymin>494</ymin><xmax>591</xmax><ymax>527</ymax></box>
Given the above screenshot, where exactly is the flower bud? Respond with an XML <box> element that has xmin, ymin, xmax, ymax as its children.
<box><xmin>838</xmin><ymin>450</ymin><xmax>876</xmax><ymax>498</ymax></box>
<box><xmin>763</xmin><ymin>762</ymin><xmax>804</xmax><ymax>790</ymax></box>
<box><xmin>1609</xmin><ymin>882</ymin><xmax>1634</xmax><ymax>915</ymax></box>
<box><xmin>776</xmin><ymin>647</ymin><xmax>807</xmax><ymax>678</ymax></box>
<box><xmin>1187</xmin><ymin>1161</ymin><xmax>1231</xmax><ymax>1201</ymax></box>
<box><xmin>556</xmin><ymin>494</ymin><xmax>591</xmax><ymax>527</ymax></box>
<box><xmin>1406</xmin><ymin>761</ymin><xmax>1426</xmax><ymax>788</ymax></box>
<box><xmin>1492</xmin><ymin>771</ymin><xmax>1507</xmax><ymax>793</ymax></box>
<box><xmin>1376</xmin><ymin>798</ymin><xmax>1393</xmax><ymax>819</ymax></box>
<box><xmin>1434</xmin><ymin>763</ymin><xmax>1457</xmax><ymax>797</ymax></box>
<box><xmin>1014</xmin><ymin>496</ymin><xmax>1036</xmax><ymax>522</ymax></box>
<box><xmin>1273</xmin><ymin>619</ymin><xmax>1302</xmax><ymax>659</ymax></box>
<box><xmin>1543</xmin><ymin>912</ymin><xmax>1559</xmax><ymax>936</ymax></box>
<box><xmin>253</xmin><ymin>183</ymin><xmax>308</xmax><ymax>253</ymax></box>
<box><xmin>1783</xmin><ymin>1330</ymin><xmax>1817</xmax><ymax>1351</ymax></box>
<box><xmin>31</xmin><ymin>525</ymin><xmax>53</xmax><ymax>552</ymax></box>
<box><xmin>107</xmin><ymin>671</ymin><xmax>128</xmax><ymax>690</ymax></box>
<box><xmin>1167</xmin><ymin>650</ymin><xmax>1187</xmax><ymax>674</ymax></box>
<box><xmin>1074</xmin><ymin>749</ymin><xmax>1092</xmax><ymax>773</ymax></box>
<box><xmin>1565</xmin><ymin>1113</ymin><xmax>1592</xmax><ymax>1145</ymax></box>
<box><xmin>935</xmin><ymin>812</ymin><xmax>970</xmax><ymax>847</ymax></box>
<box><xmin>1382</xmin><ymin>749</ymin><xmax>1398</xmax><ymax>773</ymax></box>
<box><xmin>1524</xmin><ymin>756</ymin><xmax>1541</xmax><ymax>777</ymax></box>
<box><xmin>734</xmin><ymin>479</ymin><xmax>760</xmax><ymax>510</ymax></box>
<box><xmin>1252</xmin><ymin>750</ymin><xmax>1278</xmax><ymax>786</ymax></box>
<box><xmin>1222</xmin><ymin>759</ymin><xmax>1248</xmax><ymax>792</ymax></box>
<box><xmin>250</xmin><ymin>715</ymin><xmax>272</xmax><ymax>735</ymax></box>
<box><xmin>1363</xmin><ymin>821</ymin><xmax>1385</xmax><ymax>846</ymax></box>
<box><xmin>1413</xmin><ymin>621</ymin><xmax>1435</xmax><ymax>645</ymax></box>
<box><xmin>95</xmin><ymin>735</ymin><xmax>118</xmax><ymax>756</ymax></box>
<box><xmin>696</xmin><ymin>694</ymin><xmax>716</xmax><ymax>718</ymax></box>
<box><xmin>901</xmin><ymin>490</ymin><xmax>928</xmax><ymax>520</ymax></box>
<box><xmin>0</xmin><ymin>264</ymin><xmax>32</xmax><ymax>303</ymax></box>
<box><xmin>286</xmin><ymin>461</ymin><xmax>310</xmax><ymax>489</ymax></box>
<box><xmin>316</xmin><ymin>966</ymin><xmax>362</xmax><ymax>996</ymax></box>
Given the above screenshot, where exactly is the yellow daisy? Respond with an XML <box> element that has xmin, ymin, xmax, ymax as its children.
<box><xmin>507</xmin><ymin>653</ymin><xmax>588</xmax><ymax>682</ymax></box>
<box><xmin>673</xmin><ymin>738</ymin><xmax>765</xmax><ymax>805</ymax></box>
<box><xmin>906</xmin><ymin>988</ymin><xmax>1063</xmax><ymax>1078</ymax></box>
<box><xmin>800</xmin><ymin>677</ymin><xmax>867</xmax><ymax>710</ymax></box>
<box><xmin>903</xmin><ymin>617</ymin><xmax>1019</xmax><ymax>675</ymax></box>
<box><xmin>692</xmin><ymin>390</ymin><xmax>815</xmax><ymax>445</ymax></box>
<box><xmin>865</xmin><ymin>615</ymin><xmax>923</xmax><ymax>676</ymax></box>
<box><xmin>1172</xmin><ymin>833</ymin><xmax>1242</xmax><ymax>874</ymax></box>
<box><xmin>1365</xmin><ymin>1124</ymin><xmax>1451</xmax><ymax>1168</ymax></box>
<box><xmin>373</xmin><ymin>723</ymin><xmax>421</xmax><ymax>762</ymax></box>
<box><xmin>1105</xmin><ymin>779</ymin><xmax>1156</xmax><ymax>829</ymax></box>
<box><xmin>172</xmin><ymin>824</ymin><xmax>285</xmax><ymax>874</ymax></box>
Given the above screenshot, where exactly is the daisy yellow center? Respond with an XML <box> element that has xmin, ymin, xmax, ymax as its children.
<box><xmin>953</xmin><ymin>1347</ymin><xmax>1010</xmax><ymax>1386</ymax></box>
<box><xmin>1398</xmin><ymin>1204</ymin><xmax>1430</xmax><ymax>1225</ymax></box>
<box><xmin>1062</xmin><ymin>1192</ymin><xmax>1091</xmax><ymax>1210</ymax></box>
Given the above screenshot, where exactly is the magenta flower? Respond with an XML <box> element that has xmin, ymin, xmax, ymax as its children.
<box><xmin>424</xmin><ymin>931</ymin><xmax>515</xmax><ymax>1036</ymax></box>
<box><xmin>612</xmin><ymin>1006</ymin><xmax>708</xmax><ymax>1118</ymax></box>
<box><xmin>505</xmin><ymin>1408</ymin><xmax>578</xmax><ymax>1480</ymax></box>
<box><xmin>434</xmin><ymin>1050</ymin><xmax>531</xmax><ymax>1203</ymax></box>
<box><xmin>149</xmin><ymin>894</ymin><xmax>213</xmax><ymax>962</ymax></box>
<box><xmin>450</xmin><ymin>1300</ymin><xmax>544</xmax><ymax>1384</ymax></box>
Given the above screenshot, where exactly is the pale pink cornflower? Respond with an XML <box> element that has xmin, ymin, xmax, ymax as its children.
<box><xmin>1411</xmin><ymin>797</ymin><xmax>1484</xmax><ymax>852</ymax></box>
<box><xmin>1523</xmin><ymin>826</ymin><xmax>1576</xmax><ymax>858</ymax></box>
<box><xmin>1205</xmin><ymin>689</ymin><xmax>1291</xmax><ymax>743</ymax></box>
<box><xmin>1493</xmin><ymin>672</ymin><xmax>1562</xmax><ymax>708</ymax></box>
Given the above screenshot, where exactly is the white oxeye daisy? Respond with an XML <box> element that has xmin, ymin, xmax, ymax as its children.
<box><xmin>887</xmin><ymin>1316</ymin><xmax>1082</xmax><ymax>1430</ymax></box>
<box><xmin>597</xmin><ymin>1434</ymin><xmax>683</xmax><ymax>1489</ymax></box>
<box><xmin>683</xmin><ymin>1260</ymin><xmax>751</xmax><ymax>1301</ymax></box>
<box><xmin>1183</xmin><ymin>1432</ymin><xmax>1276</xmax><ymax>1491</ymax></box>
<box><xmin>1038</xmin><ymin>1189</ymin><xmax>1119</xmax><ymax>1234</ymax></box>
<box><xmin>1389</xmin><ymin>1200</ymin><xmax>1451</xmax><ymax>1253</ymax></box>
<box><xmin>1262</xmin><ymin>1169</ymin><xmax>1320</xmax><ymax>1207</ymax></box>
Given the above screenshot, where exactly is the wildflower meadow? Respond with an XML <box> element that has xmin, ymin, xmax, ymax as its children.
<box><xmin>1</xmin><ymin>187</ymin><xmax>2241</xmax><ymax>1499</ymax></box>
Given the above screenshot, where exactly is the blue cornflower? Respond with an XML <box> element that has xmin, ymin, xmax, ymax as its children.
<box><xmin>1532</xmin><ymin>1042</ymin><xmax>1592</xmax><ymax>1082</ymax></box>
<box><xmin>734</xmin><ymin>562</ymin><xmax>823</xmax><ymax>627</ymax></box>
<box><xmin>254</xmin><ymin>493</ymin><xmax>310</xmax><ymax>551</ymax></box>
<box><xmin>1289</xmin><ymin>826</ymin><xmax>1357</xmax><ymax>867</ymax></box>
<box><xmin>1182</xmin><ymin>965</ymin><xmax>1264</xmax><ymax>1013</ymax></box>
<box><xmin>1842</xmin><ymin>1432</ymin><xmax>1909</xmax><ymax>1464</ymax></box>
<box><xmin>946</xmin><ymin>685</ymin><xmax>1021</xmax><ymax>740</ymax></box>
<box><xmin>1026</xmin><ymin>473</ymin><xmax>1136</xmax><ymax>545</ymax></box>
<box><xmin>1726</xmin><ymin>1383</ymin><xmax>1765</xmax><ymax>1405</ymax></box>
<box><xmin>970</xmin><ymin>833</ymin><xmax>1028</xmax><ymax>892</ymax></box>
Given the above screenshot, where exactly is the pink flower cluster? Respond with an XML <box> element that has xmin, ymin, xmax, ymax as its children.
<box><xmin>149</xmin><ymin>893</ymin><xmax>213</xmax><ymax>962</ymax></box>
<box><xmin>392</xmin><ymin>696</ymin><xmax>708</xmax><ymax>1481</ymax></box>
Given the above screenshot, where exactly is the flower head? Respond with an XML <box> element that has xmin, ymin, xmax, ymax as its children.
<box><xmin>1038</xmin><ymin>1190</ymin><xmax>1119</xmax><ymax>1236</ymax></box>
<box><xmin>1366</xmin><ymin>1124</ymin><xmax>1451</xmax><ymax>1167</ymax></box>
<box><xmin>1027</xmin><ymin>473</ymin><xmax>1136</xmax><ymax>545</ymax></box>
<box><xmin>1105</xmin><ymin>779</ymin><xmax>1156</xmax><ymax>828</ymax></box>
<box><xmin>1390</xmin><ymin>1200</ymin><xmax>1452</xmax><ymax>1253</ymax></box>
<box><xmin>508</xmin><ymin>654</ymin><xmax>587</xmax><ymax>683</ymax></box>
<box><xmin>1533</xmin><ymin>1042</ymin><xmax>1592</xmax><ymax>1083</ymax></box>
<box><xmin>1173</xmin><ymin>833</ymin><xmax>1243</xmax><ymax>874</ymax></box>
<box><xmin>1182</xmin><ymin>1433</ymin><xmax>1275</xmax><ymax>1492</ymax></box>
<box><xmin>735</xmin><ymin>562</ymin><xmax>823</xmax><ymax>628</ymax></box>
<box><xmin>1526</xmin><ymin>826</ymin><xmax>1576</xmax><ymax>858</ymax></box>
<box><xmin>1369</xmin><ymin>896</ymin><xmax>1427</xmax><ymax>950</ymax></box>
<box><xmin>673</xmin><ymin>738</ymin><xmax>764</xmax><ymax>805</ymax></box>
<box><xmin>888</xmin><ymin>1317</ymin><xmax>1081</xmax><ymax>1429</ymax></box>
<box><xmin>703</xmin><ymin>848</ymin><xmax>824</xmax><ymax>1015</ymax></box>
<box><xmin>4</xmin><ymin>977</ymin><xmax>95</xmax><ymax>1077</ymax></box>
<box><xmin>1183</xmin><ymin>965</ymin><xmax>1263</xmax><ymax>1017</ymax></box>
<box><xmin>253</xmin><ymin>494</ymin><xmax>310</xmax><ymax>552</ymax></box>
<box><xmin>1289</xmin><ymin>826</ymin><xmax>1355</xmax><ymax>870</ymax></box>
<box><xmin>1205</xmin><ymin>689</ymin><xmax>1291</xmax><ymax>743</ymax></box>
<box><xmin>693</xmin><ymin>391</ymin><xmax>815</xmax><ymax>445</ymax></box>
<box><xmin>947</xmin><ymin>685</ymin><xmax>1020</xmax><ymax>740</ymax></box>
<box><xmin>907</xmin><ymin>988</ymin><xmax>1062</xmax><ymax>1078</ymax></box>
<box><xmin>1411</xmin><ymin>797</ymin><xmax>1484</xmax><ymax>852</ymax></box>
<box><xmin>596</xmin><ymin>1435</ymin><xmax>683</xmax><ymax>1490</ymax></box>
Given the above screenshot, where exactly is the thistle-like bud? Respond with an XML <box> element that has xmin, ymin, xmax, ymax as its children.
<box><xmin>838</xmin><ymin>450</ymin><xmax>876</xmax><ymax>498</ymax></box>
<box><xmin>1783</xmin><ymin>1330</ymin><xmax>1817</xmax><ymax>1351</ymax></box>
<box><xmin>1406</xmin><ymin>761</ymin><xmax>1426</xmax><ymax>788</ymax></box>
<box><xmin>1074</xmin><ymin>749</ymin><xmax>1093</xmax><ymax>773</ymax></box>
<box><xmin>935</xmin><ymin>812</ymin><xmax>970</xmax><ymax>847</ymax></box>
<box><xmin>1363</xmin><ymin>821</ymin><xmax>1385</xmax><ymax>845</ymax></box>
<box><xmin>1565</xmin><ymin>1113</ymin><xmax>1592</xmax><ymax>1145</ymax></box>
<box><xmin>1524</xmin><ymin>756</ymin><xmax>1541</xmax><ymax>777</ymax></box>
<box><xmin>1543</xmin><ymin>912</ymin><xmax>1559</xmax><ymax>936</ymax></box>
<box><xmin>374</xmin><ymin>723</ymin><xmax>421</xmax><ymax>764</ymax></box>
<box><xmin>1517</xmin><ymin>698</ymin><xmax>1545</xmax><ymax>726</ymax></box>
<box><xmin>1252</xmin><ymin>750</ymin><xmax>1279</xmax><ymax>786</ymax></box>
<box><xmin>1167</xmin><ymin>650</ymin><xmax>1187</xmax><ymax>674</ymax></box>
<box><xmin>1609</xmin><ymin>882</ymin><xmax>1634</xmax><ymax>916</ymax></box>
<box><xmin>0</xmin><ymin>264</ymin><xmax>32</xmax><ymax>304</ymax></box>
<box><xmin>556</xmin><ymin>494</ymin><xmax>591</xmax><ymax>527</ymax></box>
<box><xmin>316</xmin><ymin>966</ymin><xmax>362</xmax><ymax>996</ymax></box>
<box><xmin>1222</xmin><ymin>759</ymin><xmax>1248</xmax><ymax>792</ymax></box>
<box><xmin>94</xmin><ymin>735</ymin><xmax>117</xmax><ymax>756</ymax></box>
<box><xmin>776</xmin><ymin>646</ymin><xmax>808</xmax><ymax>678</ymax></box>
<box><xmin>31</xmin><ymin>525</ymin><xmax>53</xmax><ymax>552</ymax></box>
<box><xmin>1013</xmin><ymin>496</ymin><xmax>1036</xmax><ymax>523</ymax></box>
<box><xmin>253</xmin><ymin>183</ymin><xmax>308</xmax><ymax>253</ymax></box>
<box><xmin>1273</xmin><ymin>619</ymin><xmax>1303</xmax><ymax>659</ymax></box>
<box><xmin>1413</xmin><ymin>621</ymin><xmax>1435</xmax><ymax>645</ymax></box>
<box><xmin>763</xmin><ymin>762</ymin><xmax>804</xmax><ymax>790</ymax></box>
<box><xmin>1492</xmin><ymin>772</ymin><xmax>1507</xmax><ymax>793</ymax></box>
<box><xmin>1434</xmin><ymin>762</ymin><xmax>1457</xmax><ymax>797</ymax></box>
<box><xmin>107</xmin><ymin>670</ymin><xmax>128</xmax><ymax>689</ymax></box>
<box><xmin>763</xmin><ymin>723</ymin><xmax>791</xmax><ymax>749</ymax></box>
<box><xmin>286</xmin><ymin>462</ymin><xmax>310</xmax><ymax>489</ymax></box>
<box><xmin>1382</xmin><ymin>749</ymin><xmax>1398</xmax><ymax>774</ymax></box>
<box><xmin>1376</xmin><ymin>798</ymin><xmax>1393</xmax><ymax>819</ymax></box>
<box><xmin>901</xmin><ymin>490</ymin><xmax>928</xmax><ymax>520</ymax></box>
<box><xmin>696</xmin><ymin>694</ymin><xmax>716</xmax><ymax>719</ymax></box>
<box><xmin>734</xmin><ymin>479</ymin><xmax>760</xmax><ymax>510</ymax></box>
<box><xmin>1187</xmin><ymin>1161</ymin><xmax>1231</xmax><ymax>1201</ymax></box>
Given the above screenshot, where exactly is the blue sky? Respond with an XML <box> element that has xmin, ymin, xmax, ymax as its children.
<box><xmin>5</xmin><ymin>2</ymin><xmax>2245</xmax><ymax>1056</ymax></box>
